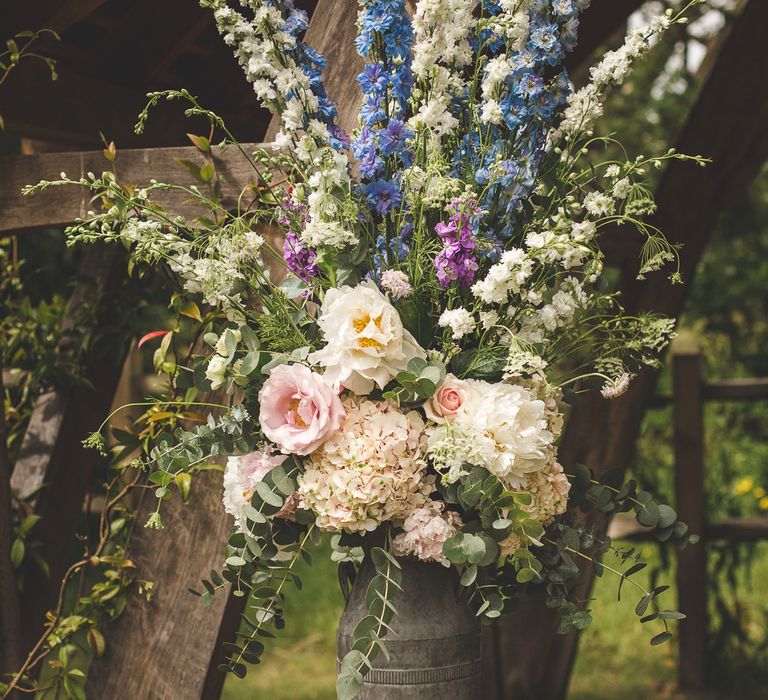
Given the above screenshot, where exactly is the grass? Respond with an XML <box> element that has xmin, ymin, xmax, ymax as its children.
<box><xmin>223</xmin><ymin>539</ymin><xmax>768</xmax><ymax>700</ymax></box>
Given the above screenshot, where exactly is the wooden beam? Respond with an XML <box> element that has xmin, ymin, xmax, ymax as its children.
<box><xmin>673</xmin><ymin>351</ymin><xmax>708</xmax><ymax>690</ymax></box>
<box><xmin>702</xmin><ymin>378</ymin><xmax>768</xmax><ymax>402</ymax></box>
<box><xmin>0</xmin><ymin>142</ymin><xmax>267</xmax><ymax>235</ymax></box>
<box><xmin>609</xmin><ymin>513</ymin><xmax>768</xmax><ymax>543</ymax></box>
<box><xmin>146</xmin><ymin>14</ymin><xmax>212</xmax><ymax>81</ymax></box>
<box><xmin>86</xmin><ymin>0</ymin><xmax>213</xmax><ymax>82</ymax></box>
<box><xmin>486</xmin><ymin>2</ymin><xmax>768</xmax><ymax>698</ymax></box>
<box><xmin>0</xmin><ymin>59</ymin><xmax>260</xmax><ymax>149</ymax></box>
<box><xmin>707</xmin><ymin>518</ymin><xmax>768</xmax><ymax>541</ymax></box>
<box><xmin>85</xmin><ymin>468</ymin><xmax>235</xmax><ymax>698</ymax></box>
<box><xmin>264</xmin><ymin>0</ymin><xmax>363</xmax><ymax>141</ymax></box>
<box><xmin>0</xmin><ymin>0</ymin><xmax>108</xmax><ymax>36</ymax></box>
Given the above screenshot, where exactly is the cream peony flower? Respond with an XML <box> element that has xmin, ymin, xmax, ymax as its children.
<box><xmin>308</xmin><ymin>281</ymin><xmax>426</xmax><ymax>394</ymax></box>
<box><xmin>426</xmin><ymin>379</ymin><xmax>556</xmax><ymax>488</ymax></box>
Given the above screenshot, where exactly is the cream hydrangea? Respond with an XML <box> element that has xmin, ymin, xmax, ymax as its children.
<box><xmin>427</xmin><ymin>379</ymin><xmax>556</xmax><ymax>488</ymax></box>
<box><xmin>393</xmin><ymin>500</ymin><xmax>462</xmax><ymax>567</ymax></box>
<box><xmin>308</xmin><ymin>281</ymin><xmax>426</xmax><ymax>394</ymax></box>
<box><xmin>499</xmin><ymin>462</ymin><xmax>571</xmax><ymax>556</ymax></box>
<box><xmin>297</xmin><ymin>396</ymin><xmax>434</xmax><ymax>532</ymax></box>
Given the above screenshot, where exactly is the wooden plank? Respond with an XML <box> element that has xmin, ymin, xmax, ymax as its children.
<box><xmin>86</xmin><ymin>468</ymin><xmax>235</xmax><ymax>699</ymax></box>
<box><xmin>9</xmin><ymin>391</ymin><xmax>66</xmax><ymax>501</ymax></box>
<box><xmin>0</xmin><ymin>142</ymin><xmax>267</xmax><ymax>234</ymax></box>
<box><xmin>673</xmin><ymin>351</ymin><xmax>707</xmax><ymax>690</ymax></box>
<box><xmin>702</xmin><ymin>378</ymin><xmax>768</xmax><ymax>402</ymax></box>
<box><xmin>487</xmin><ymin>2</ymin><xmax>768</xmax><ymax>698</ymax></box>
<box><xmin>609</xmin><ymin>515</ymin><xmax>768</xmax><ymax>543</ymax></box>
<box><xmin>86</xmin><ymin>3</ymin><xmax>362</xmax><ymax>698</ymax></box>
<box><xmin>707</xmin><ymin>518</ymin><xmax>768</xmax><ymax>541</ymax></box>
<box><xmin>14</xmin><ymin>245</ymin><xmax>135</xmax><ymax>647</ymax></box>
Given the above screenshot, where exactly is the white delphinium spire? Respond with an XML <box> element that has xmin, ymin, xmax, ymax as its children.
<box><xmin>409</xmin><ymin>0</ymin><xmax>477</xmax><ymax>144</ymax></box>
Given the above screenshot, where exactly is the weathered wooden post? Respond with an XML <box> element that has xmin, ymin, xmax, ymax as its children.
<box><xmin>482</xmin><ymin>1</ymin><xmax>768</xmax><ymax>696</ymax></box>
<box><xmin>86</xmin><ymin>2</ymin><xmax>365</xmax><ymax>697</ymax></box>
<box><xmin>673</xmin><ymin>347</ymin><xmax>707</xmax><ymax>689</ymax></box>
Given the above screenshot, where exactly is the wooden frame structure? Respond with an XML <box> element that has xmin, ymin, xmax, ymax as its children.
<box><xmin>608</xmin><ymin>349</ymin><xmax>768</xmax><ymax>689</ymax></box>
<box><xmin>1</xmin><ymin>1</ymin><xmax>767</xmax><ymax>698</ymax></box>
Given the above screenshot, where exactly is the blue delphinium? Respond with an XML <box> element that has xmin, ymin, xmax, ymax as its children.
<box><xmin>353</xmin><ymin>0</ymin><xmax>415</xmax><ymax>265</ymax></box>
<box><xmin>365</xmin><ymin>179</ymin><xmax>402</xmax><ymax>216</ymax></box>
<box><xmin>468</xmin><ymin>0</ymin><xmax>589</xmax><ymax>243</ymax></box>
<box><xmin>270</xmin><ymin>0</ymin><xmax>341</xmax><ymax>138</ymax></box>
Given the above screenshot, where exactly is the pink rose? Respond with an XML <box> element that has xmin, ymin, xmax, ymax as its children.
<box><xmin>258</xmin><ymin>364</ymin><xmax>345</xmax><ymax>455</ymax></box>
<box><xmin>424</xmin><ymin>374</ymin><xmax>472</xmax><ymax>422</ymax></box>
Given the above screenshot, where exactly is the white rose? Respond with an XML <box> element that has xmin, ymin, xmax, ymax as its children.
<box><xmin>308</xmin><ymin>281</ymin><xmax>426</xmax><ymax>395</ymax></box>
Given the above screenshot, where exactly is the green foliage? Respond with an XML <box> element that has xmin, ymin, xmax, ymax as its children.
<box><xmin>382</xmin><ymin>357</ymin><xmax>446</xmax><ymax>405</ymax></box>
<box><xmin>336</xmin><ymin>547</ymin><xmax>401</xmax><ymax>700</ymax></box>
<box><xmin>190</xmin><ymin>458</ymin><xmax>316</xmax><ymax>679</ymax></box>
<box><xmin>0</xmin><ymin>29</ymin><xmax>59</xmax><ymax>130</ymax></box>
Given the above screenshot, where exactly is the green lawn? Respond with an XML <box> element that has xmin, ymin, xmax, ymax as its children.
<box><xmin>223</xmin><ymin>540</ymin><xmax>768</xmax><ymax>700</ymax></box>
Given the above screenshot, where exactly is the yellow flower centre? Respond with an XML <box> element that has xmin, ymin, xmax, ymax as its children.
<box><xmin>288</xmin><ymin>398</ymin><xmax>307</xmax><ymax>427</ymax></box>
<box><xmin>353</xmin><ymin>313</ymin><xmax>384</xmax><ymax>349</ymax></box>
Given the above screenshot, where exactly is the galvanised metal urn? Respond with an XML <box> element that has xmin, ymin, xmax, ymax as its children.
<box><xmin>337</xmin><ymin>558</ymin><xmax>482</xmax><ymax>699</ymax></box>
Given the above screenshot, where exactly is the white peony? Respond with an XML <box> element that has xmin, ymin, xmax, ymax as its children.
<box><xmin>427</xmin><ymin>379</ymin><xmax>556</xmax><ymax>488</ymax></box>
<box><xmin>308</xmin><ymin>281</ymin><xmax>426</xmax><ymax>394</ymax></box>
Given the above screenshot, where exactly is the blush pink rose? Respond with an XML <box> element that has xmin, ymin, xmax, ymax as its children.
<box><xmin>258</xmin><ymin>364</ymin><xmax>345</xmax><ymax>455</ymax></box>
<box><xmin>424</xmin><ymin>373</ymin><xmax>472</xmax><ymax>422</ymax></box>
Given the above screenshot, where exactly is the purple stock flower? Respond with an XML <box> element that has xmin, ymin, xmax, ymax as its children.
<box><xmin>276</xmin><ymin>196</ymin><xmax>317</xmax><ymax>283</ymax></box>
<box><xmin>283</xmin><ymin>231</ymin><xmax>318</xmax><ymax>283</ymax></box>
<box><xmin>433</xmin><ymin>198</ymin><xmax>481</xmax><ymax>288</ymax></box>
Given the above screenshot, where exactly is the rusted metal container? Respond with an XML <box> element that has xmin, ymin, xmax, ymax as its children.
<box><xmin>337</xmin><ymin>558</ymin><xmax>482</xmax><ymax>699</ymax></box>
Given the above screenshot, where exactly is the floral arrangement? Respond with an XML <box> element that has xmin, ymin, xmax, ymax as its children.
<box><xmin>26</xmin><ymin>0</ymin><xmax>705</xmax><ymax>697</ymax></box>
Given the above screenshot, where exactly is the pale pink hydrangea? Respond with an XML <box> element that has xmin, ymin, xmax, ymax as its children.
<box><xmin>297</xmin><ymin>396</ymin><xmax>434</xmax><ymax>532</ymax></box>
<box><xmin>499</xmin><ymin>462</ymin><xmax>571</xmax><ymax>556</ymax></box>
<box><xmin>393</xmin><ymin>500</ymin><xmax>462</xmax><ymax>567</ymax></box>
<box><xmin>223</xmin><ymin>447</ymin><xmax>286</xmax><ymax>532</ymax></box>
<box><xmin>380</xmin><ymin>269</ymin><xmax>413</xmax><ymax>300</ymax></box>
